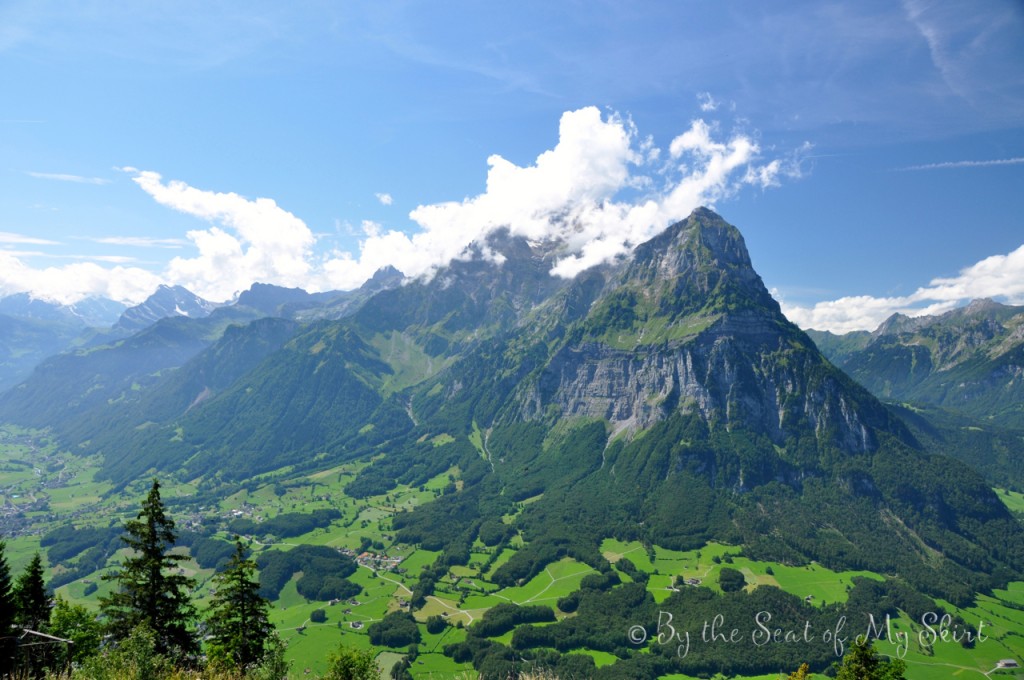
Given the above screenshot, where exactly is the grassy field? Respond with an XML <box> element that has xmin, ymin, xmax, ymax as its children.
<box><xmin>5</xmin><ymin>428</ymin><xmax>1024</xmax><ymax>679</ymax></box>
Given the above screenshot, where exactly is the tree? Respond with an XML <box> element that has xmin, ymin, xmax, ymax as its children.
<box><xmin>49</xmin><ymin>596</ymin><xmax>101</xmax><ymax>667</ymax></box>
<box><xmin>0</xmin><ymin>540</ymin><xmax>16</xmax><ymax>678</ymax></box>
<box><xmin>718</xmin><ymin>566</ymin><xmax>746</xmax><ymax>592</ymax></box>
<box><xmin>323</xmin><ymin>643</ymin><xmax>378</xmax><ymax>680</ymax></box>
<box><xmin>206</xmin><ymin>539</ymin><xmax>275</xmax><ymax>669</ymax></box>
<box><xmin>100</xmin><ymin>479</ymin><xmax>197</xmax><ymax>660</ymax></box>
<box><xmin>14</xmin><ymin>552</ymin><xmax>50</xmax><ymax>631</ymax></box>
<box><xmin>13</xmin><ymin>552</ymin><xmax>53</xmax><ymax>678</ymax></box>
<box><xmin>834</xmin><ymin>638</ymin><xmax>907</xmax><ymax>680</ymax></box>
<box><xmin>788</xmin><ymin>662</ymin><xmax>811</xmax><ymax>679</ymax></box>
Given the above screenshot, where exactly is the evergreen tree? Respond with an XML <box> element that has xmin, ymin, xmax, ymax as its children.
<box><xmin>14</xmin><ymin>552</ymin><xmax>50</xmax><ymax>631</ymax></box>
<box><xmin>100</xmin><ymin>479</ymin><xmax>197</xmax><ymax>660</ymax></box>
<box><xmin>13</xmin><ymin>552</ymin><xmax>53</xmax><ymax>678</ymax></box>
<box><xmin>0</xmin><ymin>540</ymin><xmax>16</xmax><ymax>679</ymax></box>
<box><xmin>205</xmin><ymin>538</ymin><xmax>274</xmax><ymax>669</ymax></box>
<box><xmin>834</xmin><ymin>638</ymin><xmax>907</xmax><ymax>680</ymax></box>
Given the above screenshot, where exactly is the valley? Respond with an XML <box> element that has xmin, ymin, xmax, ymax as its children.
<box><xmin>3</xmin><ymin>425</ymin><xmax>1023</xmax><ymax>679</ymax></box>
<box><xmin>3</xmin><ymin>209</ymin><xmax>1024</xmax><ymax>679</ymax></box>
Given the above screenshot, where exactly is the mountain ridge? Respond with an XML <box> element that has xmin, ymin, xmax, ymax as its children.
<box><xmin>2</xmin><ymin>207</ymin><xmax>1021</xmax><ymax>616</ymax></box>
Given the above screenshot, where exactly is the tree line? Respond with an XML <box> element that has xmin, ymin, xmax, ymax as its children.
<box><xmin>1</xmin><ymin>479</ymin><xmax>379</xmax><ymax>680</ymax></box>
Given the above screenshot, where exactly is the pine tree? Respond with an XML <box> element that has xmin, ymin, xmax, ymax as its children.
<box><xmin>834</xmin><ymin>638</ymin><xmax>907</xmax><ymax>680</ymax></box>
<box><xmin>0</xmin><ymin>539</ymin><xmax>17</xmax><ymax>678</ymax></box>
<box><xmin>100</xmin><ymin>479</ymin><xmax>197</xmax><ymax>661</ymax></box>
<box><xmin>14</xmin><ymin>552</ymin><xmax>50</xmax><ymax>631</ymax></box>
<box><xmin>205</xmin><ymin>538</ymin><xmax>275</xmax><ymax>669</ymax></box>
<box><xmin>13</xmin><ymin>552</ymin><xmax>53</xmax><ymax>678</ymax></box>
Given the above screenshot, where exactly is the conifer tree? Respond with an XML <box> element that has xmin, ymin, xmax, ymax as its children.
<box><xmin>205</xmin><ymin>538</ymin><xmax>274</xmax><ymax>668</ymax></box>
<box><xmin>14</xmin><ymin>552</ymin><xmax>50</xmax><ymax>631</ymax></box>
<box><xmin>100</xmin><ymin>479</ymin><xmax>197</xmax><ymax>660</ymax></box>
<box><xmin>13</xmin><ymin>552</ymin><xmax>53</xmax><ymax>678</ymax></box>
<box><xmin>0</xmin><ymin>540</ymin><xmax>16</xmax><ymax>678</ymax></box>
<box><xmin>834</xmin><ymin>638</ymin><xmax>906</xmax><ymax>680</ymax></box>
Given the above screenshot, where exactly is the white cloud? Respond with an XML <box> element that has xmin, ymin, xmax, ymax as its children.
<box><xmin>0</xmin><ymin>231</ymin><xmax>59</xmax><ymax>245</ymax></box>
<box><xmin>0</xmin><ymin>251</ymin><xmax>161</xmax><ymax>305</ymax></box>
<box><xmin>129</xmin><ymin>170</ymin><xmax>317</xmax><ymax>301</ymax></box>
<box><xmin>1</xmin><ymin>107</ymin><xmax>803</xmax><ymax>305</ymax></box>
<box><xmin>782</xmin><ymin>242</ymin><xmax>1024</xmax><ymax>332</ymax></box>
<box><xmin>91</xmin><ymin>236</ymin><xmax>188</xmax><ymax>248</ymax></box>
<box><xmin>322</xmin><ymin>106</ymin><xmax>797</xmax><ymax>286</ymax></box>
<box><xmin>375</xmin><ymin>192</ymin><xmax>393</xmax><ymax>206</ymax></box>
<box><xmin>897</xmin><ymin>157</ymin><xmax>1024</xmax><ymax>171</ymax></box>
<box><xmin>696</xmin><ymin>91</ymin><xmax>719</xmax><ymax>112</ymax></box>
<box><xmin>26</xmin><ymin>171</ymin><xmax>109</xmax><ymax>185</ymax></box>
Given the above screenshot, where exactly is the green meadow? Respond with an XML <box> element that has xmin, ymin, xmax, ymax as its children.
<box><xmin>4</xmin><ymin>428</ymin><xmax>1024</xmax><ymax>679</ymax></box>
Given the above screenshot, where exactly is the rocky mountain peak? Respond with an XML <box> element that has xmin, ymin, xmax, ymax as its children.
<box><xmin>114</xmin><ymin>285</ymin><xmax>215</xmax><ymax>333</ymax></box>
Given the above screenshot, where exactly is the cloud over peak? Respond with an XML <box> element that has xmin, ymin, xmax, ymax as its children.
<box><xmin>1</xmin><ymin>106</ymin><xmax>803</xmax><ymax>305</ymax></box>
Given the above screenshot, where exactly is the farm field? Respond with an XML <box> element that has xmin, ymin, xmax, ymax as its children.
<box><xmin>3</xmin><ymin>429</ymin><xmax>1024</xmax><ymax>678</ymax></box>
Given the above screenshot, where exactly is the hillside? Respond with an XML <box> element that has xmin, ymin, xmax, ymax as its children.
<box><xmin>808</xmin><ymin>299</ymin><xmax>1024</xmax><ymax>428</ymax></box>
<box><xmin>2</xmin><ymin>208</ymin><xmax>1023</xmax><ymax>678</ymax></box>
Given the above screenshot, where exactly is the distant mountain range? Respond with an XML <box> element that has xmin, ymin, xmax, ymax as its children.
<box><xmin>2</xmin><ymin>207</ymin><xmax>1020</xmax><ymax>630</ymax></box>
<box><xmin>807</xmin><ymin>299</ymin><xmax>1024</xmax><ymax>429</ymax></box>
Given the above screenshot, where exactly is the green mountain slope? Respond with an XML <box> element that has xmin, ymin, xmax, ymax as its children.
<box><xmin>4</xmin><ymin>207</ymin><xmax>1023</xmax><ymax>657</ymax></box>
<box><xmin>808</xmin><ymin>299</ymin><xmax>1024</xmax><ymax>428</ymax></box>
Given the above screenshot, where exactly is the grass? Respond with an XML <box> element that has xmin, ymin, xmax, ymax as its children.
<box><xmin>6</xmin><ymin>425</ymin><xmax>1024</xmax><ymax>679</ymax></box>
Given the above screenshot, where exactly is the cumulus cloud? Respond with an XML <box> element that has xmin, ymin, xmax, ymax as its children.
<box><xmin>782</xmin><ymin>242</ymin><xmax>1024</xmax><ymax>333</ymax></box>
<box><xmin>322</xmin><ymin>106</ymin><xmax>798</xmax><ymax>287</ymax></box>
<box><xmin>129</xmin><ymin>170</ymin><xmax>316</xmax><ymax>301</ymax></box>
<box><xmin>375</xmin><ymin>192</ymin><xmax>393</xmax><ymax>206</ymax></box>
<box><xmin>0</xmin><ymin>250</ymin><xmax>161</xmax><ymax>305</ymax></box>
<box><xmin>2</xmin><ymin>107</ymin><xmax>804</xmax><ymax>305</ymax></box>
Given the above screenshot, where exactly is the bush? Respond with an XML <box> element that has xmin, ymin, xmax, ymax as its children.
<box><xmin>310</xmin><ymin>609</ymin><xmax>327</xmax><ymax>623</ymax></box>
<box><xmin>719</xmin><ymin>566</ymin><xmax>746</xmax><ymax>592</ymax></box>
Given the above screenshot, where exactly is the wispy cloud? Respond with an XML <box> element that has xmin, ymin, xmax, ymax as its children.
<box><xmin>782</xmin><ymin>241</ymin><xmax>1024</xmax><ymax>333</ymax></box>
<box><xmin>896</xmin><ymin>157</ymin><xmax>1024</xmax><ymax>171</ymax></box>
<box><xmin>26</xmin><ymin>171</ymin><xmax>110</xmax><ymax>185</ymax></box>
<box><xmin>0</xmin><ymin>231</ymin><xmax>59</xmax><ymax>245</ymax></box>
<box><xmin>375</xmin><ymin>192</ymin><xmax>393</xmax><ymax>206</ymax></box>
<box><xmin>696</xmin><ymin>92</ymin><xmax>719</xmax><ymax>112</ymax></box>
<box><xmin>90</xmin><ymin>236</ymin><xmax>188</xmax><ymax>248</ymax></box>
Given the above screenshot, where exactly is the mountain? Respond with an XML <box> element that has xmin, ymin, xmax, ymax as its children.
<box><xmin>0</xmin><ymin>294</ymin><xmax>127</xmax><ymax>389</ymax></box>
<box><xmin>0</xmin><ymin>293</ymin><xmax>126</xmax><ymax>327</ymax></box>
<box><xmin>234</xmin><ymin>283</ymin><xmax>337</xmax><ymax>317</ymax></box>
<box><xmin>0</xmin><ymin>313</ymin><xmax>84</xmax><ymax>391</ymax></box>
<box><xmin>808</xmin><ymin>299</ymin><xmax>1024</xmax><ymax>428</ymax></box>
<box><xmin>0</xmin><ymin>305</ymin><xmax>268</xmax><ymax>443</ymax></box>
<box><xmin>4</xmin><ymin>208</ymin><xmax>1022</xmax><ymax>670</ymax></box>
<box><xmin>113</xmin><ymin>285</ymin><xmax>217</xmax><ymax>333</ymax></box>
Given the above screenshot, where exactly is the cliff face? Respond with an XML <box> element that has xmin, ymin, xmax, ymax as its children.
<box><xmin>513</xmin><ymin>208</ymin><xmax>892</xmax><ymax>456</ymax></box>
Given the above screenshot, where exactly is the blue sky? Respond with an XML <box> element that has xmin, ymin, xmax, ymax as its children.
<box><xmin>1</xmin><ymin>0</ymin><xmax>1022</xmax><ymax>331</ymax></box>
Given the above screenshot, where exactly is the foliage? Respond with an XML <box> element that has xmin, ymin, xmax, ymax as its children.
<box><xmin>323</xmin><ymin>643</ymin><xmax>378</xmax><ymax>680</ymax></box>
<box><xmin>73</xmin><ymin>624</ymin><xmax>175</xmax><ymax>680</ymax></box>
<box><xmin>367</xmin><ymin>611</ymin><xmax>421</xmax><ymax>648</ymax></box>
<box><xmin>227</xmin><ymin>509</ymin><xmax>341</xmax><ymax>540</ymax></box>
<box><xmin>205</xmin><ymin>540</ymin><xmax>275</xmax><ymax>669</ymax></box>
<box><xmin>833</xmin><ymin>638</ymin><xmax>907</xmax><ymax>680</ymax></box>
<box><xmin>49</xmin><ymin>596</ymin><xmax>102</xmax><ymax>667</ymax></box>
<box><xmin>718</xmin><ymin>566</ymin><xmax>746</xmax><ymax>592</ymax></box>
<box><xmin>100</xmin><ymin>479</ymin><xmax>197</xmax><ymax>660</ymax></box>
<box><xmin>255</xmin><ymin>544</ymin><xmax>358</xmax><ymax>601</ymax></box>
<box><xmin>0</xmin><ymin>539</ymin><xmax>15</xmax><ymax>678</ymax></box>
